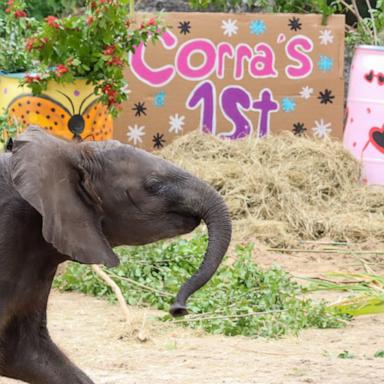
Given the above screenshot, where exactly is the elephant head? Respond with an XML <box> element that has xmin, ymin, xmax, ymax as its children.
<box><xmin>10</xmin><ymin>126</ymin><xmax>232</xmax><ymax>316</ymax></box>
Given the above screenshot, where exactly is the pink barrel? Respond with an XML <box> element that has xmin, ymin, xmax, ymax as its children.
<box><xmin>344</xmin><ymin>45</ymin><xmax>384</xmax><ymax>185</ymax></box>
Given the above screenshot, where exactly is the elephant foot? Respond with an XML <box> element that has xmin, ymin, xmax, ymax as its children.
<box><xmin>0</xmin><ymin>313</ymin><xmax>95</xmax><ymax>384</ymax></box>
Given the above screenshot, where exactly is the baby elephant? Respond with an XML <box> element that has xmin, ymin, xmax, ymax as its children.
<box><xmin>0</xmin><ymin>126</ymin><xmax>231</xmax><ymax>384</ymax></box>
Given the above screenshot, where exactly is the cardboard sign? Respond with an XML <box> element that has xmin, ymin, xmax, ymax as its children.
<box><xmin>114</xmin><ymin>13</ymin><xmax>345</xmax><ymax>150</ymax></box>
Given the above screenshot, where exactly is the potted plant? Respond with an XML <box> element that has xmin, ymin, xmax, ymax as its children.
<box><xmin>0</xmin><ymin>0</ymin><xmax>37</xmax><ymax>138</ymax></box>
<box><xmin>0</xmin><ymin>0</ymin><xmax>162</xmax><ymax>142</ymax></box>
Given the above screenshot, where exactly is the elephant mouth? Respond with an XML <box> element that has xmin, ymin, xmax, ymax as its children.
<box><xmin>169</xmin><ymin>212</ymin><xmax>201</xmax><ymax>232</ymax></box>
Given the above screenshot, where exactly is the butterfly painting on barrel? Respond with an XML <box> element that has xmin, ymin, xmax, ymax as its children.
<box><xmin>6</xmin><ymin>91</ymin><xmax>113</xmax><ymax>142</ymax></box>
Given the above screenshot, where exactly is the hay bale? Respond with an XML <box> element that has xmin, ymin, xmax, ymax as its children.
<box><xmin>160</xmin><ymin>131</ymin><xmax>384</xmax><ymax>247</ymax></box>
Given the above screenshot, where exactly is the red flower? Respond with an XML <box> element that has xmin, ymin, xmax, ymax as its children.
<box><xmin>103</xmin><ymin>45</ymin><xmax>115</xmax><ymax>56</ymax></box>
<box><xmin>7</xmin><ymin>0</ymin><xmax>14</xmax><ymax>5</ymax></box>
<box><xmin>56</xmin><ymin>64</ymin><xmax>69</xmax><ymax>77</ymax></box>
<box><xmin>25</xmin><ymin>37</ymin><xmax>36</xmax><ymax>51</ymax></box>
<box><xmin>146</xmin><ymin>18</ymin><xmax>157</xmax><ymax>27</ymax></box>
<box><xmin>103</xmin><ymin>84</ymin><xmax>116</xmax><ymax>96</ymax></box>
<box><xmin>86</xmin><ymin>15</ymin><xmax>94</xmax><ymax>25</ymax></box>
<box><xmin>25</xmin><ymin>74</ymin><xmax>42</xmax><ymax>84</ymax></box>
<box><xmin>14</xmin><ymin>10</ymin><xmax>27</xmax><ymax>18</ymax></box>
<box><xmin>107</xmin><ymin>56</ymin><xmax>123</xmax><ymax>66</ymax></box>
<box><xmin>102</xmin><ymin>84</ymin><xmax>119</xmax><ymax>105</ymax></box>
<box><xmin>5</xmin><ymin>7</ymin><xmax>11</xmax><ymax>13</ymax></box>
<box><xmin>46</xmin><ymin>16</ymin><xmax>60</xmax><ymax>28</ymax></box>
<box><xmin>26</xmin><ymin>37</ymin><xmax>48</xmax><ymax>51</ymax></box>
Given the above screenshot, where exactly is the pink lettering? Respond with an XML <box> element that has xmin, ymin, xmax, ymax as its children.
<box><xmin>176</xmin><ymin>39</ymin><xmax>216</xmax><ymax>80</ymax></box>
<box><xmin>250</xmin><ymin>43</ymin><xmax>278</xmax><ymax>78</ymax></box>
<box><xmin>285</xmin><ymin>35</ymin><xmax>313</xmax><ymax>79</ymax></box>
<box><xmin>129</xmin><ymin>30</ymin><xmax>177</xmax><ymax>87</ymax></box>
<box><xmin>235</xmin><ymin>44</ymin><xmax>253</xmax><ymax>80</ymax></box>
<box><xmin>217</xmin><ymin>43</ymin><xmax>234</xmax><ymax>79</ymax></box>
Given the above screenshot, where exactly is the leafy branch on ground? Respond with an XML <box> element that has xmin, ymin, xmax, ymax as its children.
<box><xmin>303</xmin><ymin>270</ymin><xmax>384</xmax><ymax>316</ymax></box>
<box><xmin>54</xmin><ymin>234</ymin><xmax>347</xmax><ymax>338</ymax></box>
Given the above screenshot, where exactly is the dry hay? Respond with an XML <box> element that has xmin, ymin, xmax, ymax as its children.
<box><xmin>160</xmin><ymin>131</ymin><xmax>384</xmax><ymax>247</ymax></box>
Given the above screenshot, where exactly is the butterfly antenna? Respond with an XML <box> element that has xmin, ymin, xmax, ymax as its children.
<box><xmin>82</xmin><ymin>133</ymin><xmax>96</xmax><ymax>141</ymax></box>
<box><xmin>57</xmin><ymin>91</ymin><xmax>76</xmax><ymax>115</ymax></box>
<box><xmin>79</xmin><ymin>92</ymin><xmax>96</xmax><ymax>115</ymax></box>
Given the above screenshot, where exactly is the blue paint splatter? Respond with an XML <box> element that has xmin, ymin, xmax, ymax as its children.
<box><xmin>154</xmin><ymin>91</ymin><xmax>166</xmax><ymax>107</ymax></box>
<box><xmin>249</xmin><ymin>20</ymin><xmax>266</xmax><ymax>36</ymax></box>
<box><xmin>318</xmin><ymin>55</ymin><xmax>333</xmax><ymax>72</ymax></box>
<box><xmin>281</xmin><ymin>97</ymin><xmax>296</xmax><ymax>112</ymax></box>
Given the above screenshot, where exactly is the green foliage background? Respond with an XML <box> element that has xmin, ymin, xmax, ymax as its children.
<box><xmin>0</xmin><ymin>0</ymin><xmax>85</xmax><ymax>18</ymax></box>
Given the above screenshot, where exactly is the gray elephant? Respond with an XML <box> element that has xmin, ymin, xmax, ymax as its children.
<box><xmin>0</xmin><ymin>126</ymin><xmax>231</xmax><ymax>384</ymax></box>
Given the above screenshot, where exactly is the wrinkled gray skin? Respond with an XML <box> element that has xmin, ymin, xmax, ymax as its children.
<box><xmin>0</xmin><ymin>126</ymin><xmax>231</xmax><ymax>384</ymax></box>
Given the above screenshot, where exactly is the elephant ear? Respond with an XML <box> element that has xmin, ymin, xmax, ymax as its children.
<box><xmin>10</xmin><ymin>126</ymin><xmax>119</xmax><ymax>267</ymax></box>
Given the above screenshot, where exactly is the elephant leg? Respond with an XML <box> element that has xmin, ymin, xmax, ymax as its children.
<box><xmin>0</xmin><ymin>312</ymin><xmax>95</xmax><ymax>384</ymax></box>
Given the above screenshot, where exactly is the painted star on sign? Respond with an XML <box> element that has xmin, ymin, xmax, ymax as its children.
<box><xmin>318</xmin><ymin>56</ymin><xmax>333</xmax><ymax>72</ymax></box>
<box><xmin>319</xmin><ymin>29</ymin><xmax>334</xmax><ymax>45</ymax></box>
<box><xmin>132</xmin><ymin>101</ymin><xmax>147</xmax><ymax>117</ymax></box>
<box><xmin>250</xmin><ymin>19</ymin><xmax>266</xmax><ymax>35</ymax></box>
<box><xmin>288</xmin><ymin>17</ymin><xmax>302</xmax><ymax>31</ymax></box>
<box><xmin>127</xmin><ymin>124</ymin><xmax>145</xmax><ymax>146</ymax></box>
<box><xmin>281</xmin><ymin>97</ymin><xmax>296</xmax><ymax>112</ymax></box>
<box><xmin>169</xmin><ymin>113</ymin><xmax>185</xmax><ymax>134</ymax></box>
<box><xmin>153</xmin><ymin>133</ymin><xmax>166</xmax><ymax>149</ymax></box>
<box><xmin>178</xmin><ymin>21</ymin><xmax>191</xmax><ymax>35</ymax></box>
<box><xmin>299</xmin><ymin>86</ymin><xmax>314</xmax><ymax>100</ymax></box>
<box><xmin>292</xmin><ymin>122</ymin><xmax>307</xmax><ymax>136</ymax></box>
<box><xmin>312</xmin><ymin>119</ymin><xmax>332</xmax><ymax>138</ymax></box>
<box><xmin>221</xmin><ymin>19</ymin><xmax>238</xmax><ymax>37</ymax></box>
<box><xmin>318</xmin><ymin>89</ymin><xmax>335</xmax><ymax>104</ymax></box>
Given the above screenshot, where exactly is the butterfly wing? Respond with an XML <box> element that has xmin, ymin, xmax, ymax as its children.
<box><xmin>7</xmin><ymin>95</ymin><xmax>73</xmax><ymax>140</ymax></box>
<box><xmin>82</xmin><ymin>100</ymin><xmax>113</xmax><ymax>141</ymax></box>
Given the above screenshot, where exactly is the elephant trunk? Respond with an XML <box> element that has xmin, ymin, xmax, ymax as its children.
<box><xmin>170</xmin><ymin>182</ymin><xmax>232</xmax><ymax>317</ymax></box>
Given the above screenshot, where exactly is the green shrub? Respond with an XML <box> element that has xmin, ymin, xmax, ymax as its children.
<box><xmin>26</xmin><ymin>0</ymin><xmax>85</xmax><ymax>19</ymax></box>
<box><xmin>55</xmin><ymin>234</ymin><xmax>347</xmax><ymax>338</ymax></box>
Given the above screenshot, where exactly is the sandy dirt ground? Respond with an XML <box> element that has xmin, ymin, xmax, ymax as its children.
<box><xmin>1</xmin><ymin>247</ymin><xmax>384</xmax><ymax>384</ymax></box>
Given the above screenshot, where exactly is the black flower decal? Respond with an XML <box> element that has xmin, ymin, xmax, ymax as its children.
<box><xmin>132</xmin><ymin>101</ymin><xmax>147</xmax><ymax>117</ymax></box>
<box><xmin>178</xmin><ymin>21</ymin><xmax>191</xmax><ymax>35</ymax></box>
<box><xmin>153</xmin><ymin>133</ymin><xmax>166</xmax><ymax>149</ymax></box>
<box><xmin>318</xmin><ymin>89</ymin><xmax>335</xmax><ymax>105</ymax></box>
<box><xmin>288</xmin><ymin>17</ymin><xmax>302</xmax><ymax>31</ymax></box>
<box><xmin>292</xmin><ymin>122</ymin><xmax>307</xmax><ymax>136</ymax></box>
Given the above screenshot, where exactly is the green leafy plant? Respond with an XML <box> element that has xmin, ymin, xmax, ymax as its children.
<box><xmin>0</xmin><ymin>109</ymin><xmax>22</xmax><ymax>149</ymax></box>
<box><xmin>188</xmin><ymin>0</ymin><xmax>332</xmax><ymax>16</ymax></box>
<box><xmin>374</xmin><ymin>350</ymin><xmax>384</xmax><ymax>358</ymax></box>
<box><xmin>55</xmin><ymin>234</ymin><xmax>347</xmax><ymax>338</ymax></box>
<box><xmin>25</xmin><ymin>0</ymin><xmax>85</xmax><ymax>19</ymax></box>
<box><xmin>339</xmin><ymin>0</ymin><xmax>384</xmax><ymax>46</ymax></box>
<box><xmin>338</xmin><ymin>350</ymin><xmax>355</xmax><ymax>359</ymax></box>
<box><xmin>19</xmin><ymin>0</ymin><xmax>163</xmax><ymax>117</ymax></box>
<box><xmin>0</xmin><ymin>0</ymin><xmax>37</xmax><ymax>73</ymax></box>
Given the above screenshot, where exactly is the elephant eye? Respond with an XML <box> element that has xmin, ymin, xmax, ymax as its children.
<box><xmin>145</xmin><ymin>178</ymin><xmax>164</xmax><ymax>194</ymax></box>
